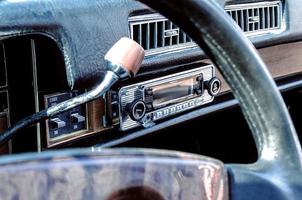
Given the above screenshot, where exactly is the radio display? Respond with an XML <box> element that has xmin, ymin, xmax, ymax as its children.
<box><xmin>152</xmin><ymin>78</ymin><xmax>194</xmax><ymax>108</ymax></box>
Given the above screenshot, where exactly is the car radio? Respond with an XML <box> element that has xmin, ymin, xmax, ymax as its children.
<box><xmin>107</xmin><ymin>65</ymin><xmax>221</xmax><ymax>131</ymax></box>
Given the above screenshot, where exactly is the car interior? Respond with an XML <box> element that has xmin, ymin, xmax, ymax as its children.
<box><xmin>0</xmin><ymin>0</ymin><xmax>301</xmax><ymax>199</ymax></box>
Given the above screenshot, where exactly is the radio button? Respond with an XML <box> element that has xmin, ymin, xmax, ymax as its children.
<box><xmin>182</xmin><ymin>103</ymin><xmax>189</xmax><ymax>109</ymax></box>
<box><xmin>50</xmin><ymin>118</ymin><xmax>66</xmax><ymax>129</ymax></box>
<box><xmin>70</xmin><ymin>113</ymin><xmax>86</xmax><ymax>124</ymax></box>
<box><xmin>163</xmin><ymin>109</ymin><xmax>169</xmax><ymax>116</ymax></box>
<box><xmin>189</xmin><ymin>101</ymin><xmax>195</xmax><ymax>107</ymax></box>
<box><xmin>176</xmin><ymin>105</ymin><xmax>182</xmax><ymax>112</ymax></box>
<box><xmin>154</xmin><ymin>111</ymin><xmax>163</xmax><ymax>120</ymax></box>
<box><xmin>170</xmin><ymin>107</ymin><xmax>176</xmax><ymax>114</ymax></box>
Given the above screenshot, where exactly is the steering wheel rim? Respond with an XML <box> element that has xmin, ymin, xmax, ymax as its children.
<box><xmin>138</xmin><ymin>0</ymin><xmax>302</xmax><ymax>199</ymax></box>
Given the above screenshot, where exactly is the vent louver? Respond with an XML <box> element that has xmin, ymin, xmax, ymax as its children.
<box><xmin>129</xmin><ymin>1</ymin><xmax>282</xmax><ymax>56</ymax></box>
<box><xmin>129</xmin><ymin>14</ymin><xmax>195</xmax><ymax>56</ymax></box>
<box><xmin>1</xmin><ymin>36</ymin><xmax>67</xmax><ymax>152</ymax></box>
<box><xmin>225</xmin><ymin>1</ymin><xmax>281</xmax><ymax>36</ymax></box>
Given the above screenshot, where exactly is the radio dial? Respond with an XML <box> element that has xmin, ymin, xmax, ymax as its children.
<box><xmin>208</xmin><ymin>77</ymin><xmax>221</xmax><ymax>96</ymax></box>
<box><xmin>128</xmin><ymin>100</ymin><xmax>147</xmax><ymax>121</ymax></box>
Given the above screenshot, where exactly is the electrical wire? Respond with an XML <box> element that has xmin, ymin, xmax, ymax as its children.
<box><xmin>0</xmin><ymin>71</ymin><xmax>119</xmax><ymax>146</ymax></box>
<box><xmin>0</xmin><ymin>110</ymin><xmax>47</xmax><ymax>146</ymax></box>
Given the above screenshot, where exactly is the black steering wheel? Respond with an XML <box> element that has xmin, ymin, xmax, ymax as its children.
<box><xmin>0</xmin><ymin>0</ymin><xmax>301</xmax><ymax>199</ymax></box>
<box><xmin>141</xmin><ymin>0</ymin><xmax>302</xmax><ymax>199</ymax></box>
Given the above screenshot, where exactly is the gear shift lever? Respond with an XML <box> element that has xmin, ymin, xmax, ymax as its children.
<box><xmin>0</xmin><ymin>38</ymin><xmax>145</xmax><ymax>145</ymax></box>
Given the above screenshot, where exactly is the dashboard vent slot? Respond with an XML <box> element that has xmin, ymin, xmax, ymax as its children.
<box><xmin>129</xmin><ymin>14</ymin><xmax>195</xmax><ymax>56</ymax></box>
<box><xmin>225</xmin><ymin>1</ymin><xmax>282</xmax><ymax>36</ymax></box>
<box><xmin>130</xmin><ymin>1</ymin><xmax>282</xmax><ymax>56</ymax></box>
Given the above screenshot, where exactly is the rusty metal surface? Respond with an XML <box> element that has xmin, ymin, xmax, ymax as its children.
<box><xmin>0</xmin><ymin>148</ymin><xmax>228</xmax><ymax>200</ymax></box>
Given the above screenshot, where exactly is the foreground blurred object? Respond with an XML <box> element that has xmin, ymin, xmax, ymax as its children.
<box><xmin>0</xmin><ymin>149</ymin><xmax>228</xmax><ymax>200</ymax></box>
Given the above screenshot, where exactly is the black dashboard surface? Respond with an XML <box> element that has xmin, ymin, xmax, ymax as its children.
<box><xmin>0</xmin><ymin>0</ymin><xmax>301</xmax><ymax>89</ymax></box>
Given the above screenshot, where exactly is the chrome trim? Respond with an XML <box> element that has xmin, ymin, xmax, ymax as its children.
<box><xmin>225</xmin><ymin>1</ymin><xmax>281</xmax><ymax>10</ymax></box>
<box><xmin>145</xmin><ymin>42</ymin><xmax>197</xmax><ymax>57</ymax></box>
<box><xmin>129</xmin><ymin>13</ymin><xmax>195</xmax><ymax>57</ymax></box>
<box><xmin>30</xmin><ymin>39</ymin><xmax>42</xmax><ymax>152</ymax></box>
<box><xmin>116</xmin><ymin>65</ymin><xmax>215</xmax><ymax>131</ymax></box>
<box><xmin>225</xmin><ymin>1</ymin><xmax>283</xmax><ymax>37</ymax></box>
<box><xmin>129</xmin><ymin>1</ymin><xmax>283</xmax><ymax>57</ymax></box>
<box><xmin>105</xmin><ymin>60</ymin><xmax>131</xmax><ymax>79</ymax></box>
<box><xmin>98</xmin><ymin>77</ymin><xmax>302</xmax><ymax>148</ymax></box>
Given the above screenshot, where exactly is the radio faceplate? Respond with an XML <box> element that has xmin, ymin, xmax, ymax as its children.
<box><xmin>108</xmin><ymin>65</ymin><xmax>221</xmax><ymax>131</ymax></box>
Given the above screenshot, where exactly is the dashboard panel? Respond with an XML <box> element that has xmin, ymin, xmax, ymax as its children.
<box><xmin>0</xmin><ymin>0</ymin><xmax>301</xmax><ymax>153</ymax></box>
<box><xmin>0</xmin><ymin>0</ymin><xmax>301</xmax><ymax>89</ymax></box>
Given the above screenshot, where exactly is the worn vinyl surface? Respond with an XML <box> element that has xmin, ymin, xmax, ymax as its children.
<box><xmin>0</xmin><ymin>0</ymin><xmax>301</xmax><ymax>89</ymax></box>
<box><xmin>0</xmin><ymin>148</ymin><xmax>228</xmax><ymax>200</ymax></box>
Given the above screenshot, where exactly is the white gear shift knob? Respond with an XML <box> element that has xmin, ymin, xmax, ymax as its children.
<box><xmin>105</xmin><ymin>37</ymin><xmax>145</xmax><ymax>76</ymax></box>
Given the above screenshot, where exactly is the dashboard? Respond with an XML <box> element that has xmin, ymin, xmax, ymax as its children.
<box><xmin>0</xmin><ymin>0</ymin><xmax>302</xmax><ymax>162</ymax></box>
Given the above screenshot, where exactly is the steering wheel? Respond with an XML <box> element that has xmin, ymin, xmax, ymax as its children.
<box><xmin>0</xmin><ymin>0</ymin><xmax>301</xmax><ymax>199</ymax></box>
<box><xmin>144</xmin><ymin>0</ymin><xmax>302</xmax><ymax>199</ymax></box>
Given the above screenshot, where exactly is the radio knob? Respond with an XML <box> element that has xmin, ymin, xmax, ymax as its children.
<box><xmin>128</xmin><ymin>100</ymin><xmax>147</xmax><ymax>121</ymax></box>
<box><xmin>207</xmin><ymin>77</ymin><xmax>221</xmax><ymax>96</ymax></box>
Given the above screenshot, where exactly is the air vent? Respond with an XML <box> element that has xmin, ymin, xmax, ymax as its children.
<box><xmin>226</xmin><ymin>1</ymin><xmax>282</xmax><ymax>36</ymax></box>
<box><xmin>129</xmin><ymin>14</ymin><xmax>195</xmax><ymax>56</ymax></box>
<box><xmin>129</xmin><ymin>1</ymin><xmax>282</xmax><ymax>56</ymax></box>
<box><xmin>2</xmin><ymin>36</ymin><xmax>67</xmax><ymax>152</ymax></box>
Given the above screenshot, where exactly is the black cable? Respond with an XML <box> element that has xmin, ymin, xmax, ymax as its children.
<box><xmin>0</xmin><ymin>110</ymin><xmax>48</xmax><ymax>146</ymax></box>
<box><xmin>0</xmin><ymin>71</ymin><xmax>119</xmax><ymax>146</ymax></box>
